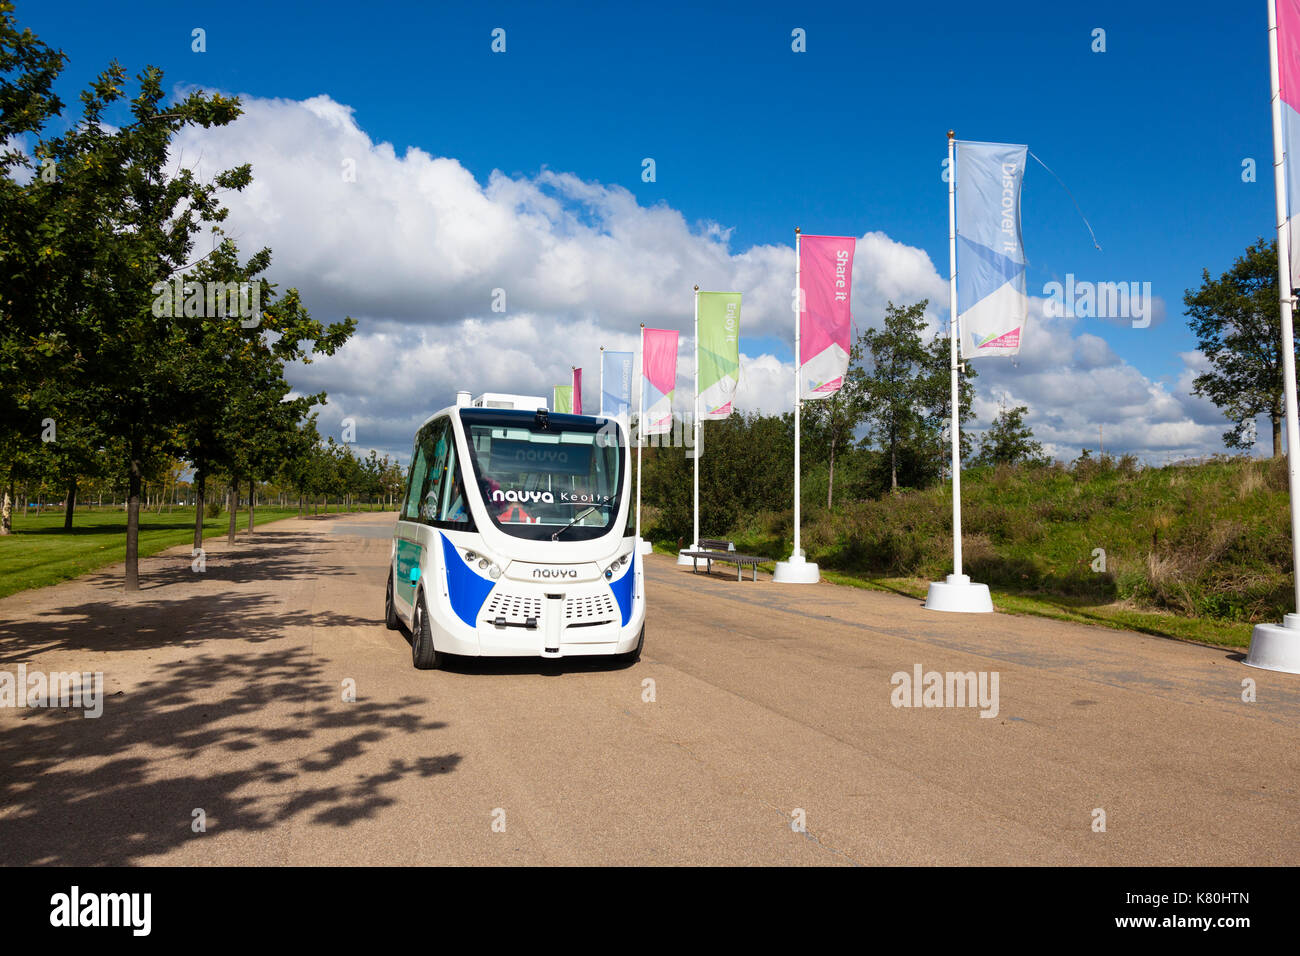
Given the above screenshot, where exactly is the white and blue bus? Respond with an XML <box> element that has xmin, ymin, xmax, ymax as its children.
<box><xmin>385</xmin><ymin>392</ymin><xmax>645</xmax><ymax>668</ymax></box>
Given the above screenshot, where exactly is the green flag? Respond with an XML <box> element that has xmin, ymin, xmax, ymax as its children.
<box><xmin>697</xmin><ymin>291</ymin><xmax>742</xmax><ymax>420</ymax></box>
<box><xmin>553</xmin><ymin>385</ymin><xmax>573</xmax><ymax>413</ymax></box>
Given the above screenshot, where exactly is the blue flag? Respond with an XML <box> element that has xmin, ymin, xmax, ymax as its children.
<box><xmin>601</xmin><ymin>350</ymin><xmax>634</xmax><ymax>421</ymax></box>
<box><xmin>956</xmin><ymin>140</ymin><xmax>1028</xmax><ymax>358</ymax></box>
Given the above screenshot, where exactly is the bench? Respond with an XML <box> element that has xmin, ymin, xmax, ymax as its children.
<box><xmin>680</xmin><ymin>538</ymin><xmax>764</xmax><ymax>582</ymax></box>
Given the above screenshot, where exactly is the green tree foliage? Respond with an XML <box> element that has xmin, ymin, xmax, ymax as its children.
<box><xmin>975</xmin><ymin>404</ymin><xmax>1046</xmax><ymax>467</ymax></box>
<box><xmin>1184</xmin><ymin>238</ymin><xmax>1296</xmax><ymax>457</ymax></box>
<box><xmin>0</xmin><ymin>6</ymin><xmax>355</xmax><ymax>581</ymax></box>
<box><xmin>0</xmin><ymin>1</ymin><xmax>67</xmax><ymax>533</ymax></box>
<box><xmin>859</xmin><ymin>302</ymin><xmax>928</xmax><ymax>493</ymax></box>
<box><xmin>802</xmin><ymin>334</ymin><xmax>867</xmax><ymax>509</ymax></box>
<box><xmin>642</xmin><ymin>412</ymin><xmax>793</xmax><ymax>542</ymax></box>
<box><xmin>24</xmin><ymin>59</ymin><xmax>250</xmax><ymax>588</ymax></box>
<box><xmin>857</xmin><ymin>301</ymin><xmax>975</xmax><ymax>493</ymax></box>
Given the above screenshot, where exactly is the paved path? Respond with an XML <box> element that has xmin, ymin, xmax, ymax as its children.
<box><xmin>0</xmin><ymin>512</ymin><xmax>1295</xmax><ymax>865</ymax></box>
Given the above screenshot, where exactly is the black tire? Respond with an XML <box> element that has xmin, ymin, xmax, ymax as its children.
<box><xmin>411</xmin><ymin>591</ymin><xmax>442</xmax><ymax>670</ymax></box>
<box><xmin>384</xmin><ymin>569</ymin><xmax>401</xmax><ymax>630</ymax></box>
<box><xmin>618</xmin><ymin>625</ymin><xmax>645</xmax><ymax>664</ymax></box>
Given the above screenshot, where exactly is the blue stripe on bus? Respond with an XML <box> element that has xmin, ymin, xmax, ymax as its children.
<box><xmin>609</xmin><ymin>553</ymin><xmax>636</xmax><ymax>627</ymax></box>
<box><xmin>439</xmin><ymin>532</ymin><xmax>496</xmax><ymax>627</ymax></box>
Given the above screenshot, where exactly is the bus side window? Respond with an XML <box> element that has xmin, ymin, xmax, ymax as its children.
<box><xmin>420</xmin><ymin>420</ymin><xmax>449</xmax><ymax>524</ymax></box>
<box><xmin>403</xmin><ymin>439</ymin><xmax>430</xmax><ymax>522</ymax></box>
<box><xmin>438</xmin><ymin>433</ymin><xmax>473</xmax><ymax>527</ymax></box>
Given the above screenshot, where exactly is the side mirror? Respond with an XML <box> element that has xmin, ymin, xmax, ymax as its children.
<box><xmin>408</xmin><ymin>566</ymin><xmax>421</xmax><ymax>585</ymax></box>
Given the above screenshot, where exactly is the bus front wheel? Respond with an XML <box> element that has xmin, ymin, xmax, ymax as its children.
<box><xmin>411</xmin><ymin>592</ymin><xmax>443</xmax><ymax>670</ymax></box>
<box><xmin>384</xmin><ymin>570</ymin><xmax>401</xmax><ymax>631</ymax></box>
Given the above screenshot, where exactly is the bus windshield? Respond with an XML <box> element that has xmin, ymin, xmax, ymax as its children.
<box><xmin>460</xmin><ymin>409</ymin><xmax>625</xmax><ymax>541</ymax></box>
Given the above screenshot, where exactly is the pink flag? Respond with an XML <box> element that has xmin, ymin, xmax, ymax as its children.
<box><xmin>1279</xmin><ymin>0</ymin><xmax>1300</xmax><ymax>282</ymax></box>
<box><xmin>641</xmin><ymin>328</ymin><xmax>679</xmax><ymax>435</ymax></box>
<box><xmin>572</xmin><ymin>367</ymin><xmax>582</xmax><ymax>415</ymax></box>
<box><xmin>798</xmin><ymin>235</ymin><xmax>856</xmax><ymax>400</ymax></box>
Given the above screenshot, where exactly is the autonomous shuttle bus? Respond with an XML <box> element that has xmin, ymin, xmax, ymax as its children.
<box><xmin>385</xmin><ymin>392</ymin><xmax>645</xmax><ymax>668</ymax></box>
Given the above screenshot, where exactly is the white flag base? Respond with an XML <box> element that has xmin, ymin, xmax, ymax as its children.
<box><xmin>637</xmin><ymin>538</ymin><xmax>653</xmax><ymax>556</ymax></box>
<box><xmin>1245</xmin><ymin>614</ymin><xmax>1300</xmax><ymax>674</ymax></box>
<box><xmin>676</xmin><ymin>547</ymin><xmax>698</xmax><ymax>567</ymax></box>
<box><xmin>773</xmin><ymin>553</ymin><xmax>820</xmax><ymax>584</ymax></box>
<box><xmin>924</xmin><ymin>574</ymin><xmax>994</xmax><ymax>613</ymax></box>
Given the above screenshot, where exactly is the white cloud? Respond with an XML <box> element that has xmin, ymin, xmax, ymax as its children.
<box><xmin>172</xmin><ymin>92</ymin><xmax>1240</xmax><ymax>465</ymax></box>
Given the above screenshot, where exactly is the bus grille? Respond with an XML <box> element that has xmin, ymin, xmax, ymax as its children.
<box><xmin>484</xmin><ymin>592</ymin><xmax>543</xmax><ymax>624</ymax></box>
<box><xmin>564</xmin><ymin>593</ymin><xmax>617</xmax><ymax>624</ymax></box>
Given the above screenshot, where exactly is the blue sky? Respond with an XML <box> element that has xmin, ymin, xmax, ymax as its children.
<box><xmin>15</xmin><ymin>0</ymin><xmax>1281</xmax><ymax>460</ymax></box>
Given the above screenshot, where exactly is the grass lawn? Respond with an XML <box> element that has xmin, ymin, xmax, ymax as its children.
<box><xmin>0</xmin><ymin>505</ymin><xmax>343</xmax><ymax>599</ymax></box>
<box><xmin>650</xmin><ymin>544</ymin><xmax>1254</xmax><ymax>650</ymax></box>
<box><xmin>816</xmin><ymin>570</ymin><xmax>1254</xmax><ymax>649</ymax></box>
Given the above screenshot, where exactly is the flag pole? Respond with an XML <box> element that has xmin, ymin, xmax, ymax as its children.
<box><xmin>924</xmin><ymin>131</ymin><xmax>993</xmax><ymax>612</ymax></box>
<box><xmin>774</xmin><ymin>228</ymin><xmax>819</xmax><ymax>583</ymax></box>
<box><xmin>794</xmin><ymin>232</ymin><xmax>802</xmax><ymax>558</ymax></box>
<box><xmin>1248</xmin><ymin>0</ymin><xmax>1300</xmax><ymax>671</ymax></box>
<box><xmin>676</xmin><ymin>288</ymin><xmax>703</xmax><ymax>565</ymax></box>
<box><xmin>692</xmin><ymin>284</ymin><xmax>701</xmax><ymax>551</ymax></box>
<box><xmin>948</xmin><ymin>131</ymin><xmax>963</xmax><ymax>579</ymax></box>
<box><xmin>636</xmin><ymin>324</ymin><xmax>648</xmax><ymax>554</ymax></box>
<box><xmin>599</xmin><ymin>346</ymin><xmax>605</xmax><ymax>417</ymax></box>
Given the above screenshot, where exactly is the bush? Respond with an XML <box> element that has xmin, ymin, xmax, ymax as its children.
<box><xmin>661</xmin><ymin>454</ymin><xmax>1293</xmax><ymax>625</ymax></box>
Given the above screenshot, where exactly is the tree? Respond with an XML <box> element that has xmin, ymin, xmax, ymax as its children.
<box><xmin>20</xmin><ymin>56</ymin><xmax>249</xmax><ymax>588</ymax></box>
<box><xmin>1184</xmin><ymin>238</ymin><xmax>1298</xmax><ymax>457</ymax></box>
<box><xmin>975</xmin><ymin>404</ymin><xmax>1046</xmax><ymax>466</ymax></box>
<box><xmin>805</xmin><ymin>334</ymin><xmax>867</xmax><ymax>508</ymax></box>
<box><xmin>859</xmin><ymin>301</ymin><xmax>929</xmax><ymax>493</ymax></box>
<box><xmin>915</xmin><ymin>325</ymin><xmax>978</xmax><ymax>481</ymax></box>
<box><xmin>0</xmin><ymin>2</ymin><xmax>67</xmax><ymax>534</ymax></box>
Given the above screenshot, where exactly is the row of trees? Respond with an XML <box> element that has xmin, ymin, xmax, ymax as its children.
<box><xmin>0</xmin><ymin>4</ymin><xmax>357</xmax><ymax>587</ymax></box>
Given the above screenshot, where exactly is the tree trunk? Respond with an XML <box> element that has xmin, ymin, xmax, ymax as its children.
<box><xmin>63</xmin><ymin>476</ymin><xmax>77</xmax><ymax>530</ymax></box>
<box><xmin>1</xmin><ymin>477</ymin><xmax>13</xmax><ymax>535</ymax></box>
<box><xmin>827</xmin><ymin>441</ymin><xmax>836</xmax><ymax>510</ymax></box>
<box><xmin>248</xmin><ymin>478</ymin><xmax>255</xmax><ymax>533</ymax></box>
<box><xmin>227</xmin><ymin>481</ymin><xmax>238</xmax><ymax>545</ymax></box>
<box><xmin>890</xmin><ymin>436</ymin><xmax>899</xmax><ymax>493</ymax></box>
<box><xmin>1273</xmin><ymin>412</ymin><xmax>1283</xmax><ymax>459</ymax></box>
<box><xmin>125</xmin><ymin>449</ymin><xmax>143</xmax><ymax>592</ymax></box>
<box><xmin>193</xmin><ymin>467</ymin><xmax>206</xmax><ymax>551</ymax></box>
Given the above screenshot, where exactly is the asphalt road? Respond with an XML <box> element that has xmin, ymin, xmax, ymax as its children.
<box><xmin>0</xmin><ymin>511</ymin><xmax>1295</xmax><ymax>865</ymax></box>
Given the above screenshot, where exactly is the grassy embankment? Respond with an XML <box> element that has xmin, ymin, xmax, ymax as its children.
<box><xmin>0</xmin><ymin>504</ymin><xmax>386</xmax><ymax>599</ymax></box>
<box><xmin>651</xmin><ymin>456</ymin><xmax>1292</xmax><ymax>649</ymax></box>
